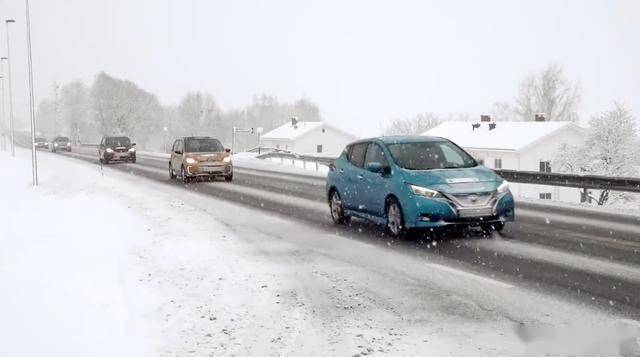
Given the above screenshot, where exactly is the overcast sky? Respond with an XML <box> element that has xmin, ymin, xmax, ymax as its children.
<box><xmin>0</xmin><ymin>0</ymin><xmax>638</xmax><ymax>136</ymax></box>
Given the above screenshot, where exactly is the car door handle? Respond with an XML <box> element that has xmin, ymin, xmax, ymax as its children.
<box><xmin>357</xmin><ymin>174</ymin><xmax>364</xmax><ymax>180</ymax></box>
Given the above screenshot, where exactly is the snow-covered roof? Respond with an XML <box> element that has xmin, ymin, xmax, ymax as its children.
<box><xmin>423</xmin><ymin>121</ymin><xmax>581</xmax><ymax>151</ymax></box>
<box><xmin>261</xmin><ymin>121</ymin><xmax>324</xmax><ymax>140</ymax></box>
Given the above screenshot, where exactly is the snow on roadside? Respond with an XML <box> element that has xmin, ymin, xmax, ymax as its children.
<box><xmin>0</xmin><ymin>150</ymin><xmax>307</xmax><ymax>356</ymax></box>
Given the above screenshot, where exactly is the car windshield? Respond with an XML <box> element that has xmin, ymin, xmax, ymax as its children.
<box><xmin>185</xmin><ymin>138</ymin><xmax>224</xmax><ymax>153</ymax></box>
<box><xmin>55</xmin><ymin>137</ymin><xmax>69</xmax><ymax>142</ymax></box>
<box><xmin>387</xmin><ymin>141</ymin><xmax>477</xmax><ymax>170</ymax></box>
<box><xmin>105</xmin><ymin>137</ymin><xmax>131</xmax><ymax>147</ymax></box>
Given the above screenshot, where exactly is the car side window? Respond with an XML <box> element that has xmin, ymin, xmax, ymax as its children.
<box><xmin>172</xmin><ymin>140</ymin><xmax>178</xmax><ymax>152</ymax></box>
<box><xmin>364</xmin><ymin>143</ymin><xmax>388</xmax><ymax>167</ymax></box>
<box><xmin>347</xmin><ymin>143</ymin><xmax>368</xmax><ymax>168</ymax></box>
<box><xmin>178</xmin><ymin>140</ymin><xmax>184</xmax><ymax>153</ymax></box>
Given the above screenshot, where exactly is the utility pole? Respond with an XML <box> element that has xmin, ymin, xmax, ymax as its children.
<box><xmin>5</xmin><ymin>20</ymin><xmax>15</xmax><ymax>157</ymax></box>
<box><xmin>0</xmin><ymin>66</ymin><xmax>5</xmax><ymax>151</ymax></box>
<box><xmin>25</xmin><ymin>0</ymin><xmax>39</xmax><ymax>185</ymax></box>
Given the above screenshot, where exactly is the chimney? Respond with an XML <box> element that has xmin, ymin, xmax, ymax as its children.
<box><xmin>534</xmin><ymin>113</ymin><xmax>546</xmax><ymax>122</ymax></box>
<box><xmin>480</xmin><ymin>114</ymin><xmax>492</xmax><ymax>122</ymax></box>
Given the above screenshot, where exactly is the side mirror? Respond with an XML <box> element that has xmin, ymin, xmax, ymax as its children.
<box><xmin>225</xmin><ymin>148</ymin><xmax>231</xmax><ymax>153</ymax></box>
<box><xmin>366</xmin><ymin>162</ymin><xmax>383</xmax><ymax>173</ymax></box>
<box><xmin>174</xmin><ymin>150</ymin><xmax>182</xmax><ymax>155</ymax></box>
<box><xmin>131</xmin><ymin>143</ymin><xmax>137</xmax><ymax>146</ymax></box>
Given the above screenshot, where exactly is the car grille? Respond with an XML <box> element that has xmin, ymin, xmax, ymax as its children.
<box><xmin>448</xmin><ymin>192</ymin><xmax>494</xmax><ymax>207</ymax></box>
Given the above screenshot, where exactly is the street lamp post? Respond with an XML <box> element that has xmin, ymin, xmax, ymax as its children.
<box><xmin>25</xmin><ymin>0</ymin><xmax>39</xmax><ymax>185</ymax></box>
<box><xmin>0</xmin><ymin>67</ymin><xmax>5</xmax><ymax>152</ymax></box>
<box><xmin>4</xmin><ymin>20</ymin><xmax>15</xmax><ymax>157</ymax></box>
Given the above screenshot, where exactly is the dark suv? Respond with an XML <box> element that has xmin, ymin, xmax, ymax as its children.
<box><xmin>99</xmin><ymin>136</ymin><xmax>136</xmax><ymax>164</ymax></box>
<box><xmin>50</xmin><ymin>137</ymin><xmax>71</xmax><ymax>152</ymax></box>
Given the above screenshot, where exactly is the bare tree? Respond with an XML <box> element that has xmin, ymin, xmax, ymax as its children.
<box><xmin>384</xmin><ymin>112</ymin><xmax>442</xmax><ymax>135</ymax></box>
<box><xmin>515</xmin><ymin>64</ymin><xmax>581</xmax><ymax>121</ymax></box>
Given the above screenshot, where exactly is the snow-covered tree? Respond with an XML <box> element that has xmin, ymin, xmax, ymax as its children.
<box><xmin>555</xmin><ymin>103</ymin><xmax>640</xmax><ymax>205</ymax></box>
<box><xmin>384</xmin><ymin>112</ymin><xmax>442</xmax><ymax>135</ymax></box>
<box><xmin>515</xmin><ymin>64</ymin><xmax>581</xmax><ymax>122</ymax></box>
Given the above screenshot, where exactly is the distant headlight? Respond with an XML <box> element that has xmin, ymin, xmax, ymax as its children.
<box><xmin>66</xmin><ymin>142</ymin><xmax>71</xmax><ymax>146</ymax></box>
<box><xmin>185</xmin><ymin>157</ymin><xmax>197</xmax><ymax>164</ymax></box>
<box><xmin>497</xmin><ymin>180</ymin><xmax>510</xmax><ymax>194</ymax></box>
<box><xmin>408</xmin><ymin>184</ymin><xmax>443</xmax><ymax>199</ymax></box>
<box><xmin>222</xmin><ymin>157</ymin><xmax>231</xmax><ymax>163</ymax></box>
<box><xmin>128</xmin><ymin>147</ymin><xmax>136</xmax><ymax>152</ymax></box>
<box><xmin>54</xmin><ymin>143</ymin><xmax>58</xmax><ymax>146</ymax></box>
<box><xmin>106</xmin><ymin>148</ymin><xmax>114</xmax><ymax>153</ymax></box>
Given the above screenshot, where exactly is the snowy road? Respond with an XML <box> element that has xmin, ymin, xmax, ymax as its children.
<box><xmin>2</xmin><ymin>149</ymin><xmax>639</xmax><ymax>356</ymax></box>
<box><xmin>63</xmin><ymin>147</ymin><xmax>640</xmax><ymax>317</ymax></box>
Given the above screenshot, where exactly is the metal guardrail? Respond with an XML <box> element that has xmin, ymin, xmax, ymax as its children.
<box><xmin>256</xmin><ymin>152</ymin><xmax>640</xmax><ymax>193</ymax></box>
<box><xmin>495</xmin><ymin>170</ymin><xmax>640</xmax><ymax>193</ymax></box>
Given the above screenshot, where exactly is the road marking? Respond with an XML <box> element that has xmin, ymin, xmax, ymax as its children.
<box><xmin>426</xmin><ymin>263</ymin><xmax>513</xmax><ymax>289</ymax></box>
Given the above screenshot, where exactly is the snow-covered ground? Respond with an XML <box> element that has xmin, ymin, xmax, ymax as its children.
<box><xmin>1</xmin><ymin>149</ymin><xmax>637</xmax><ymax>356</ymax></box>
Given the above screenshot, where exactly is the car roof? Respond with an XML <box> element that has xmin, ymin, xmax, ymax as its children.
<box><xmin>181</xmin><ymin>136</ymin><xmax>220</xmax><ymax>140</ymax></box>
<box><xmin>104</xmin><ymin>136</ymin><xmax>130</xmax><ymax>139</ymax></box>
<box><xmin>350</xmin><ymin>135</ymin><xmax>446</xmax><ymax>145</ymax></box>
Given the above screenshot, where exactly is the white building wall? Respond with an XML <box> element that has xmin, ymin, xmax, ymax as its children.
<box><xmin>293</xmin><ymin>125</ymin><xmax>357</xmax><ymax>156</ymax></box>
<box><xmin>518</xmin><ymin>126</ymin><xmax>585</xmax><ymax>203</ymax></box>
<box><xmin>463</xmin><ymin>126</ymin><xmax>586</xmax><ymax>203</ymax></box>
<box><xmin>260</xmin><ymin>138</ymin><xmax>294</xmax><ymax>151</ymax></box>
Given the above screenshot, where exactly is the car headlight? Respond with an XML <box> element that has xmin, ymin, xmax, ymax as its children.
<box><xmin>408</xmin><ymin>184</ymin><xmax>444</xmax><ymax>199</ymax></box>
<box><xmin>54</xmin><ymin>143</ymin><xmax>58</xmax><ymax>146</ymax></box>
<box><xmin>128</xmin><ymin>147</ymin><xmax>136</xmax><ymax>152</ymax></box>
<box><xmin>66</xmin><ymin>142</ymin><xmax>71</xmax><ymax>146</ymax></box>
<box><xmin>222</xmin><ymin>157</ymin><xmax>231</xmax><ymax>163</ymax></box>
<box><xmin>106</xmin><ymin>148</ymin><xmax>114</xmax><ymax>153</ymax></box>
<box><xmin>185</xmin><ymin>157</ymin><xmax>197</xmax><ymax>164</ymax></box>
<box><xmin>497</xmin><ymin>180</ymin><xmax>510</xmax><ymax>194</ymax></box>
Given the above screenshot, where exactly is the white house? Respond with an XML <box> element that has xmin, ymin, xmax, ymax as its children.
<box><xmin>423</xmin><ymin>121</ymin><xmax>586</xmax><ymax>203</ymax></box>
<box><xmin>260</xmin><ymin>121</ymin><xmax>358</xmax><ymax>157</ymax></box>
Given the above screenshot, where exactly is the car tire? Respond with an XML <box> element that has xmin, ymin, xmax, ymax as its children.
<box><xmin>169</xmin><ymin>163</ymin><xmax>176</xmax><ymax>179</ymax></box>
<box><xmin>131</xmin><ymin>157</ymin><xmax>136</xmax><ymax>164</ymax></box>
<box><xmin>103</xmin><ymin>158</ymin><xmax>109</xmax><ymax>165</ymax></box>
<box><xmin>181</xmin><ymin>166</ymin><xmax>190</xmax><ymax>183</ymax></box>
<box><xmin>224</xmin><ymin>174</ymin><xmax>233</xmax><ymax>182</ymax></box>
<box><xmin>385</xmin><ymin>197</ymin><xmax>406</xmax><ymax>239</ymax></box>
<box><xmin>329</xmin><ymin>190</ymin><xmax>350</xmax><ymax>225</ymax></box>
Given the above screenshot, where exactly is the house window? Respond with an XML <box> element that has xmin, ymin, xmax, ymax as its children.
<box><xmin>539</xmin><ymin>161</ymin><xmax>551</xmax><ymax>173</ymax></box>
<box><xmin>317</xmin><ymin>145</ymin><xmax>323</xmax><ymax>153</ymax></box>
<box><xmin>539</xmin><ymin>193</ymin><xmax>552</xmax><ymax>200</ymax></box>
<box><xmin>494</xmin><ymin>158</ymin><xmax>502</xmax><ymax>169</ymax></box>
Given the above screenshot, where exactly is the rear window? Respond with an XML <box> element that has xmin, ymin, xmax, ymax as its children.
<box><xmin>105</xmin><ymin>137</ymin><xmax>131</xmax><ymax>147</ymax></box>
<box><xmin>185</xmin><ymin>138</ymin><xmax>224</xmax><ymax>153</ymax></box>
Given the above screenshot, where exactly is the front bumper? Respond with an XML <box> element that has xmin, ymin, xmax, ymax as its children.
<box><xmin>185</xmin><ymin>164</ymin><xmax>232</xmax><ymax>177</ymax></box>
<box><xmin>35</xmin><ymin>143</ymin><xmax>48</xmax><ymax>148</ymax></box>
<box><xmin>105</xmin><ymin>152</ymin><xmax>135</xmax><ymax>161</ymax></box>
<box><xmin>403</xmin><ymin>191</ymin><xmax>515</xmax><ymax>228</ymax></box>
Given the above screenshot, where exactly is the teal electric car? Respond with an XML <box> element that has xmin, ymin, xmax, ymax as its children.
<box><xmin>326</xmin><ymin>136</ymin><xmax>515</xmax><ymax>238</ymax></box>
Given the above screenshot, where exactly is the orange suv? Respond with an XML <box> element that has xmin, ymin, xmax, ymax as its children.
<box><xmin>169</xmin><ymin>136</ymin><xmax>232</xmax><ymax>183</ymax></box>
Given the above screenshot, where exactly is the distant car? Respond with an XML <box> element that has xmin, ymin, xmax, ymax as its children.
<box><xmin>34</xmin><ymin>137</ymin><xmax>48</xmax><ymax>149</ymax></box>
<box><xmin>326</xmin><ymin>136</ymin><xmax>515</xmax><ymax>238</ymax></box>
<box><xmin>50</xmin><ymin>137</ymin><xmax>71</xmax><ymax>152</ymax></box>
<box><xmin>169</xmin><ymin>136</ymin><xmax>232</xmax><ymax>183</ymax></box>
<box><xmin>98</xmin><ymin>136</ymin><xmax>136</xmax><ymax>164</ymax></box>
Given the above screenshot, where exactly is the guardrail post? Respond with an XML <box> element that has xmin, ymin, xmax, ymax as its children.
<box><xmin>315</xmin><ymin>162</ymin><xmax>319</xmax><ymax>171</ymax></box>
<box><xmin>303</xmin><ymin>161</ymin><xmax>306</xmax><ymax>169</ymax></box>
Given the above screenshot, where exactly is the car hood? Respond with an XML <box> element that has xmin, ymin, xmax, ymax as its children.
<box><xmin>186</xmin><ymin>152</ymin><xmax>227</xmax><ymax>162</ymax></box>
<box><xmin>401</xmin><ymin>166</ymin><xmax>501</xmax><ymax>194</ymax></box>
